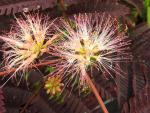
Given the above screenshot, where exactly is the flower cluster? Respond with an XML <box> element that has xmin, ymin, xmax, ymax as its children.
<box><xmin>0</xmin><ymin>13</ymin><xmax>131</xmax><ymax>90</ymax></box>
<box><xmin>49</xmin><ymin>13</ymin><xmax>131</xmax><ymax>87</ymax></box>
<box><xmin>44</xmin><ymin>76</ymin><xmax>64</xmax><ymax>96</ymax></box>
<box><xmin>0</xmin><ymin>14</ymin><xmax>57</xmax><ymax>75</ymax></box>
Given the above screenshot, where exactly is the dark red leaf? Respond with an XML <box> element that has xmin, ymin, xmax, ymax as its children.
<box><xmin>0</xmin><ymin>89</ymin><xmax>5</xmax><ymax>113</ymax></box>
<box><xmin>122</xmin><ymin>87</ymin><xmax>150</xmax><ymax>113</ymax></box>
<box><xmin>66</xmin><ymin>0</ymin><xmax>129</xmax><ymax>17</ymax></box>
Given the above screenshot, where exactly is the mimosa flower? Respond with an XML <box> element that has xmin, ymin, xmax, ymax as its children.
<box><xmin>0</xmin><ymin>14</ymin><xmax>57</xmax><ymax>75</ymax></box>
<box><xmin>48</xmin><ymin>13</ymin><xmax>131</xmax><ymax>87</ymax></box>
<box><xmin>44</xmin><ymin>76</ymin><xmax>64</xmax><ymax>96</ymax></box>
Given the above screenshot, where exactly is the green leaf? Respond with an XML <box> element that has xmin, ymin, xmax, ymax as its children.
<box><xmin>45</xmin><ymin>66</ymin><xmax>55</xmax><ymax>73</ymax></box>
<box><xmin>32</xmin><ymin>81</ymin><xmax>41</xmax><ymax>91</ymax></box>
<box><xmin>144</xmin><ymin>0</ymin><xmax>150</xmax><ymax>8</ymax></box>
<box><xmin>147</xmin><ymin>7</ymin><xmax>150</xmax><ymax>27</ymax></box>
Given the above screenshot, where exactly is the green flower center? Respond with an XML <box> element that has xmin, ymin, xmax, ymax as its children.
<box><xmin>74</xmin><ymin>38</ymin><xmax>100</xmax><ymax>66</ymax></box>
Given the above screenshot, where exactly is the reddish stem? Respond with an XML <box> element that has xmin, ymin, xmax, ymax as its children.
<box><xmin>0</xmin><ymin>59</ymin><xmax>60</xmax><ymax>77</ymax></box>
<box><xmin>82</xmin><ymin>69</ymin><xmax>109</xmax><ymax>113</ymax></box>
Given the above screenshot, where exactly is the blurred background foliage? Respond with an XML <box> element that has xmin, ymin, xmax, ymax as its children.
<box><xmin>0</xmin><ymin>0</ymin><xmax>150</xmax><ymax>113</ymax></box>
<box><xmin>123</xmin><ymin>0</ymin><xmax>150</xmax><ymax>27</ymax></box>
<box><xmin>144</xmin><ymin>0</ymin><xmax>150</xmax><ymax>26</ymax></box>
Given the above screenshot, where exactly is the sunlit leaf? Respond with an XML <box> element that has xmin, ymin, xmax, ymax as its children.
<box><xmin>147</xmin><ymin>7</ymin><xmax>150</xmax><ymax>26</ymax></box>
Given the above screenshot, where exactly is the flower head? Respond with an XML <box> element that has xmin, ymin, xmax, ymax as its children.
<box><xmin>0</xmin><ymin>14</ymin><xmax>57</xmax><ymax>75</ymax></box>
<box><xmin>44</xmin><ymin>76</ymin><xmax>64</xmax><ymax>96</ymax></box>
<box><xmin>49</xmin><ymin>13</ymin><xmax>131</xmax><ymax>87</ymax></box>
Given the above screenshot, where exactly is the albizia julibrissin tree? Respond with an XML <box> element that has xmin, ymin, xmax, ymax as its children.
<box><xmin>0</xmin><ymin>13</ymin><xmax>131</xmax><ymax>113</ymax></box>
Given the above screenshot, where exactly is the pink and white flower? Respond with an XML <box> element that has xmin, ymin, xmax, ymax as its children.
<box><xmin>48</xmin><ymin>13</ymin><xmax>131</xmax><ymax>88</ymax></box>
<box><xmin>0</xmin><ymin>14</ymin><xmax>57</xmax><ymax>77</ymax></box>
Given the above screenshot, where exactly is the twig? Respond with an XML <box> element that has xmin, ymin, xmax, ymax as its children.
<box><xmin>58</xmin><ymin>0</ymin><xmax>73</xmax><ymax>27</ymax></box>
<box><xmin>0</xmin><ymin>59</ymin><xmax>61</xmax><ymax>77</ymax></box>
<box><xmin>59</xmin><ymin>0</ymin><xmax>66</xmax><ymax>17</ymax></box>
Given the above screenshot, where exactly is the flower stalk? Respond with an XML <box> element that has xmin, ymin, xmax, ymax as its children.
<box><xmin>81</xmin><ymin>68</ymin><xmax>109</xmax><ymax>113</ymax></box>
<box><xmin>0</xmin><ymin>59</ymin><xmax>61</xmax><ymax>77</ymax></box>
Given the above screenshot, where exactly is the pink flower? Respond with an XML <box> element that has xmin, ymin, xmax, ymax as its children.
<box><xmin>0</xmin><ymin>14</ymin><xmax>57</xmax><ymax>78</ymax></box>
<box><xmin>48</xmin><ymin>13</ymin><xmax>131</xmax><ymax>88</ymax></box>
